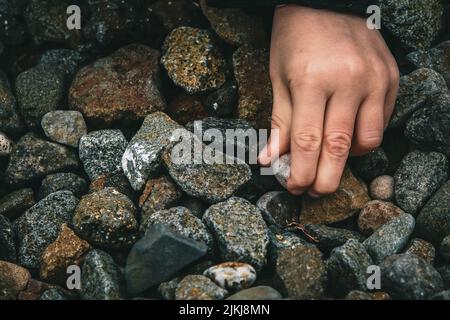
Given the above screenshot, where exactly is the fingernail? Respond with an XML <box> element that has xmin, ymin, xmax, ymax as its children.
<box><xmin>308</xmin><ymin>191</ymin><xmax>322</xmax><ymax>198</ymax></box>
<box><xmin>290</xmin><ymin>189</ymin><xmax>305</xmax><ymax>196</ymax></box>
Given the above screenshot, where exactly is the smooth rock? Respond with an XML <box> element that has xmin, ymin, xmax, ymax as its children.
<box><xmin>0</xmin><ymin>188</ymin><xmax>35</xmax><ymax>220</ymax></box>
<box><xmin>369</xmin><ymin>175</ymin><xmax>395</xmax><ymax>201</ymax></box>
<box><xmin>357</xmin><ymin>200</ymin><xmax>405</xmax><ymax>236</ymax></box>
<box><xmin>440</xmin><ymin>235</ymin><xmax>450</xmax><ymax>263</ymax></box>
<box><xmin>72</xmin><ymin>188</ymin><xmax>138</xmax><ymax>249</ymax></box>
<box><xmin>204</xmin><ymin>262</ymin><xmax>256</xmax><ymax>292</ymax></box>
<box><xmin>204</xmin><ymin>82</ymin><xmax>238</xmax><ymax>118</ymax></box>
<box><xmin>41</xmin><ymin>111</ymin><xmax>87</xmax><ymax>147</ymax></box>
<box><xmin>363</xmin><ymin>213</ymin><xmax>415</xmax><ymax>264</ymax></box>
<box><xmin>350</xmin><ymin>148</ymin><xmax>389</xmax><ymax>181</ymax></box>
<box><xmin>203</xmin><ymin>197</ymin><xmax>269</xmax><ymax>271</ymax></box>
<box><xmin>226</xmin><ymin>286</ymin><xmax>282</xmax><ymax>300</ymax></box>
<box><xmin>0</xmin><ymin>261</ymin><xmax>31</xmax><ymax>299</ymax></box>
<box><xmin>175</xmin><ymin>275</ymin><xmax>229</xmax><ymax>300</ymax></box>
<box><xmin>79</xmin><ymin>130</ymin><xmax>128</xmax><ymax>181</ymax></box>
<box><xmin>394</xmin><ymin>150</ymin><xmax>448</xmax><ymax>214</ymax></box>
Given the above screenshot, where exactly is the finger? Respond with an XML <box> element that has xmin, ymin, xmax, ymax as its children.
<box><xmin>309</xmin><ymin>91</ymin><xmax>360</xmax><ymax>196</ymax></box>
<box><xmin>287</xmin><ymin>84</ymin><xmax>327</xmax><ymax>195</ymax></box>
<box><xmin>350</xmin><ymin>94</ymin><xmax>385</xmax><ymax>156</ymax></box>
<box><xmin>259</xmin><ymin>82</ymin><xmax>292</xmax><ymax>166</ymax></box>
<box><xmin>383</xmin><ymin>67</ymin><xmax>400</xmax><ymax>128</ymax></box>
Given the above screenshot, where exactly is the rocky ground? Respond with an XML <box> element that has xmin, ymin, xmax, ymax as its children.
<box><xmin>1</xmin><ymin>0</ymin><xmax>450</xmax><ymax>300</ymax></box>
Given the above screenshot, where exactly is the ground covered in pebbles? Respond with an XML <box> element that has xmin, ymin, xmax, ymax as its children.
<box><xmin>1</xmin><ymin>0</ymin><xmax>450</xmax><ymax>301</ymax></box>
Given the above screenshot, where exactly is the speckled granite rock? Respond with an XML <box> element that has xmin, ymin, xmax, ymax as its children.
<box><xmin>161</xmin><ymin>27</ymin><xmax>226</xmax><ymax>93</ymax></box>
<box><xmin>350</xmin><ymin>148</ymin><xmax>389</xmax><ymax>181</ymax></box>
<box><xmin>175</xmin><ymin>274</ymin><xmax>229</xmax><ymax>300</ymax></box>
<box><xmin>381</xmin><ymin>253</ymin><xmax>444</xmax><ymax>300</ymax></box>
<box><xmin>394</xmin><ymin>151</ymin><xmax>448</xmax><ymax>215</ymax></box>
<box><xmin>122</xmin><ymin>112</ymin><xmax>181</xmax><ymax>191</ymax></box>
<box><xmin>38</xmin><ymin>173</ymin><xmax>87</xmax><ymax>200</ymax></box>
<box><xmin>203</xmin><ymin>197</ymin><xmax>269</xmax><ymax>271</ymax></box>
<box><xmin>41</xmin><ymin>111</ymin><xmax>87</xmax><ymax>148</ymax></box>
<box><xmin>256</xmin><ymin>191</ymin><xmax>301</xmax><ymax>228</ymax></box>
<box><xmin>72</xmin><ymin>188</ymin><xmax>138</xmax><ymax>249</ymax></box>
<box><xmin>203</xmin><ymin>262</ymin><xmax>256</xmax><ymax>292</ymax></box>
<box><xmin>14</xmin><ymin>191</ymin><xmax>79</xmax><ymax>269</ymax></box>
<box><xmin>69</xmin><ymin>44</ymin><xmax>166</xmax><ymax>125</ymax></box>
<box><xmin>81</xmin><ymin>249</ymin><xmax>125</xmax><ymax>300</ymax></box>
<box><xmin>440</xmin><ymin>235</ymin><xmax>450</xmax><ymax>263</ymax></box>
<box><xmin>357</xmin><ymin>200</ymin><xmax>405</xmax><ymax>236</ymax></box>
<box><xmin>5</xmin><ymin>134</ymin><xmax>79</xmax><ymax>186</ymax></box>
<box><xmin>79</xmin><ymin>130</ymin><xmax>128</xmax><ymax>181</ymax></box>
<box><xmin>363</xmin><ymin>213</ymin><xmax>415</xmax><ymax>264</ymax></box>
<box><xmin>0</xmin><ymin>261</ymin><xmax>31</xmax><ymax>299</ymax></box>
<box><xmin>0</xmin><ymin>71</ymin><xmax>24</xmax><ymax>135</ymax></box>
<box><xmin>404</xmin><ymin>238</ymin><xmax>436</xmax><ymax>264</ymax></box>
<box><xmin>369</xmin><ymin>175</ymin><xmax>395</xmax><ymax>201</ymax></box>
<box><xmin>0</xmin><ymin>188</ymin><xmax>35</xmax><ymax>220</ymax></box>
<box><xmin>0</xmin><ymin>215</ymin><xmax>16</xmax><ymax>262</ymax></box>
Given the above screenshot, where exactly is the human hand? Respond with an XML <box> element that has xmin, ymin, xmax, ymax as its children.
<box><xmin>258</xmin><ymin>5</ymin><xmax>400</xmax><ymax>197</ymax></box>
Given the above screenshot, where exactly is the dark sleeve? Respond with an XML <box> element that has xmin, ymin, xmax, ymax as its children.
<box><xmin>206</xmin><ymin>0</ymin><xmax>378</xmax><ymax>16</ymax></box>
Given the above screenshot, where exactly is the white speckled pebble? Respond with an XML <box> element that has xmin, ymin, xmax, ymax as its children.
<box><xmin>204</xmin><ymin>262</ymin><xmax>257</xmax><ymax>292</ymax></box>
<box><xmin>273</xmin><ymin>154</ymin><xmax>291</xmax><ymax>189</ymax></box>
<box><xmin>0</xmin><ymin>132</ymin><xmax>12</xmax><ymax>156</ymax></box>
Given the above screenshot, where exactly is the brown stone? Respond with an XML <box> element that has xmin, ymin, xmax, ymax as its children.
<box><xmin>40</xmin><ymin>224</ymin><xmax>91</xmax><ymax>283</ymax></box>
<box><xmin>69</xmin><ymin>44</ymin><xmax>166</xmax><ymax>125</ymax></box>
<box><xmin>233</xmin><ymin>46</ymin><xmax>272</xmax><ymax>130</ymax></box>
<box><xmin>166</xmin><ymin>92</ymin><xmax>208</xmax><ymax>125</ymax></box>
<box><xmin>300</xmin><ymin>167</ymin><xmax>371</xmax><ymax>225</ymax></box>
<box><xmin>357</xmin><ymin>200</ymin><xmax>405</xmax><ymax>235</ymax></box>
<box><xmin>404</xmin><ymin>238</ymin><xmax>436</xmax><ymax>264</ymax></box>
<box><xmin>0</xmin><ymin>261</ymin><xmax>31</xmax><ymax>298</ymax></box>
<box><xmin>17</xmin><ymin>279</ymin><xmax>57</xmax><ymax>300</ymax></box>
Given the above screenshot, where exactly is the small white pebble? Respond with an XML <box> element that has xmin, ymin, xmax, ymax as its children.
<box><xmin>0</xmin><ymin>132</ymin><xmax>12</xmax><ymax>157</ymax></box>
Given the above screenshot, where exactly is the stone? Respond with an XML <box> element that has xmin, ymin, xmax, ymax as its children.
<box><xmin>14</xmin><ymin>191</ymin><xmax>79</xmax><ymax>269</ymax></box>
<box><xmin>0</xmin><ymin>132</ymin><xmax>12</xmax><ymax>157</ymax></box>
<box><xmin>394</xmin><ymin>151</ymin><xmax>448</xmax><ymax>215</ymax></box>
<box><xmin>274</xmin><ymin>246</ymin><xmax>326</xmax><ymax>300</ymax></box>
<box><xmin>166</xmin><ymin>93</ymin><xmax>208</xmax><ymax>125</ymax></box>
<box><xmin>125</xmin><ymin>224</ymin><xmax>208</xmax><ymax>296</ymax></box>
<box><xmin>81</xmin><ymin>250</ymin><xmax>125</xmax><ymax>300</ymax></box>
<box><xmin>344</xmin><ymin>290</ymin><xmax>373</xmax><ymax>300</ymax></box>
<box><xmin>0</xmin><ymin>188</ymin><xmax>35</xmax><ymax>220</ymax></box>
<box><xmin>161</xmin><ymin>27</ymin><xmax>227</xmax><ymax>93</ymax></box>
<box><xmin>38</xmin><ymin>49</ymin><xmax>87</xmax><ymax>78</ymax></box>
<box><xmin>40</xmin><ymin>288</ymin><xmax>68</xmax><ymax>300</ymax></box>
<box><xmin>226</xmin><ymin>286</ymin><xmax>282</xmax><ymax>300</ymax></box>
<box><xmin>379</xmin><ymin>0</ymin><xmax>444</xmax><ymax>51</ymax></box>
<box><xmin>162</xmin><ymin>131</ymin><xmax>252</xmax><ymax>204</ymax></box>
<box><xmin>369</xmin><ymin>175</ymin><xmax>395</xmax><ymax>201</ymax></box>
<box><xmin>158</xmin><ymin>277</ymin><xmax>180</xmax><ymax>300</ymax></box>
<box><xmin>273</xmin><ymin>154</ymin><xmax>291</xmax><ymax>189</ymax></box>
<box><xmin>267</xmin><ymin>227</ymin><xmax>310</xmax><ymax>265</ymax></box>
<box><xmin>0</xmin><ymin>261</ymin><xmax>31</xmax><ymax>299</ymax></box>
<box><xmin>0</xmin><ymin>71</ymin><xmax>24</xmax><ymax>134</ymax></box>
<box><xmin>40</xmin><ymin>224</ymin><xmax>91</xmax><ymax>283</ymax></box>
<box><xmin>15</xmin><ymin>64</ymin><xmax>65</xmax><ymax>131</ymax></box>
<box><xmin>88</xmin><ymin>172</ymin><xmax>134</xmax><ymax>200</ymax></box>
<box><xmin>233</xmin><ymin>46</ymin><xmax>272</xmax><ymax>129</ymax></box>
<box><xmin>0</xmin><ymin>215</ymin><xmax>16</xmax><ymax>262</ymax></box>
<box><xmin>140</xmin><ymin>207</ymin><xmax>214</xmax><ymax>252</ymax></box>
<box><xmin>417</xmin><ymin>181</ymin><xmax>450</xmax><ymax>245</ymax></box>
<box><xmin>350</xmin><ymin>148</ymin><xmax>389</xmax><ymax>181</ymax></box>
<box><xmin>389</xmin><ymin>68</ymin><xmax>448</xmax><ymax>128</ymax></box>
<box><xmin>139</xmin><ymin>176</ymin><xmax>182</xmax><ymax>222</ymax></box>
<box><xmin>38</xmin><ymin>173</ymin><xmax>87</xmax><ymax>200</ymax></box>
<box><xmin>79</xmin><ymin>130</ymin><xmax>128</xmax><ymax>181</ymax></box>
<box><xmin>437</xmin><ymin>265</ymin><xmax>450</xmax><ymax>289</ymax></box>
<box><xmin>301</xmin><ymin>224</ymin><xmax>365</xmax><ymax>254</ymax></box>
<box><xmin>72</xmin><ymin>188</ymin><xmax>139</xmax><ymax>249</ymax></box>
<box><xmin>300</xmin><ymin>167</ymin><xmax>370</xmax><ymax>225</ymax></box>
<box><xmin>326</xmin><ymin>239</ymin><xmax>374</xmax><ymax>297</ymax></box>
<box><xmin>431</xmin><ymin>290</ymin><xmax>450</xmax><ymax>300</ymax></box>
<box><xmin>440</xmin><ymin>235</ymin><xmax>450</xmax><ymax>264</ymax></box>
<box><xmin>199</xmin><ymin>0</ymin><xmax>266</xmax><ymax>46</ymax></box>
<box><xmin>122</xmin><ymin>112</ymin><xmax>181</xmax><ymax>191</ymax></box>
<box><xmin>203</xmin><ymin>262</ymin><xmax>256</xmax><ymax>292</ymax></box>
<box><xmin>175</xmin><ymin>275</ymin><xmax>229</xmax><ymax>300</ymax></box>
<box><xmin>204</xmin><ymin>82</ymin><xmax>238</xmax><ymax>118</ymax></box>
<box><xmin>17</xmin><ymin>278</ymin><xmax>57</xmax><ymax>300</ymax></box>
<box><xmin>406</xmin><ymin>40</ymin><xmax>450</xmax><ymax>87</ymax></box>
<box><xmin>405</xmin><ymin>93</ymin><xmax>450</xmax><ymax>157</ymax></box>
<box><xmin>41</xmin><ymin>111</ymin><xmax>87</xmax><ymax>148</ymax></box>
<box><xmin>178</xmin><ymin>196</ymin><xmax>209</xmax><ymax>219</ymax></box>
<box><xmin>404</xmin><ymin>238</ymin><xmax>436</xmax><ymax>264</ymax></box>
<box><xmin>203</xmin><ymin>197</ymin><xmax>269</xmax><ymax>271</ymax></box>
<box><xmin>256</xmin><ymin>191</ymin><xmax>301</xmax><ymax>228</ymax></box>
<box><xmin>357</xmin><ymin>200</ymin><xmax>405</xmax><ymax>236</ymax></box>
<box><xmin>381</xmin><ymin>253</ymin><xmax>444</xmax><ymax>300</ymax></box>
<box><xmin>363</xmin><ymin>213</ymin><xmax>415</xmax><ymax>264</ymax></box>
<box><xmin>69</xmin><ymin>44</ymin><xmax>166</xmax><ymax>125</ymax></box>
<box><xmin>5</xmin><ymin>134</ymin><xmax>79</xmax><ymax>186</ymax></box>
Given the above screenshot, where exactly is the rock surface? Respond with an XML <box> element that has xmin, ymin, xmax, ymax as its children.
<box><xmin>203</xmin><ymin>262</ymin><xmax>256</xmax><ymax>292</ymax></box>
<box><xmin>41</xmin><ymin>111</ymin><xmax>87</xmax><ymax>147</ymax></box>
<box><xmin>175</xmin><ymin>275</ymin><xmax>229</xmax><ymax>300</ymax></box>
<box><xmin>357</xmin><ymin>200</ymin><xmax>405</xmax><ymax>236</ymax></box>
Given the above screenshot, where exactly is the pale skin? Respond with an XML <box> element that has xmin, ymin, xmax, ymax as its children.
<box><xmin>258</xmin><ymin>5</ymin><xmax>400</xmax><ymax>197</ymax></box>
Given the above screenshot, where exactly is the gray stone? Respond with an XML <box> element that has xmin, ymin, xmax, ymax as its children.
<box><xmin>175</xmin><ymin>275</ymin><xmax>229</xmax><ymax>300</ymax></box>
<box><xmin>39</xmin><ymin>288</ymin><xmax>68</xmax><ymax>300</ymax></box>
<box><xmin>81</xmin><ymin>249</ymin><xmax>125</xmax><ymax>300</ymax></box>
<box><xmin>437</xmin><ymin>265</ymin><xmax>450</xmax><ymax>289</ymax></box>
<box><xmin>440</xmin><ymin>235</ymin><xmax>450</xmax><ymax>264</ymax></box>
<box><xmin>41</xmin><ymin>111</ymin><xmax>87</xmax><ymax>147</ymax></box>
<box><xmin>381</xmin><ymin>253</ymin><xmax>444</xmax><ymax>300</ymax></box>
<box><xmin>0</xmin><ymin>71</ymin><xmax>24</xmax><ymax>135</ymax></box>
<box><xmin>158</xmin><ymin>278</ymin><xmax>180</xmax><ymax>300</ymax></box>
<box><xmin>203</xmin><ymin>197</ymin><xmax>269</xmax><ymax>271</ymax></box>
<box><xmin>204</xmin><ymin>82</ymin><xmax>238</xmax><ymax>118</ymax></box>
<box><xmin>14</xmin><ymin>191</ymin><xmax>79</xmax><ymax>269</ymax></box>
<box><xmin>125</xmin><ymin>224</ymin><xmax>208</xmax><ymax>296</ymax></box>
<box><xmin>72</xmin><ymin>188</ymin><xmax>139</xmax><ymax>249</ymax></box>
<box><xmin>394</xmin><ymin>151</ymin><xmax>448</xmax><ymax>214</ymax></box>
<box><xmin>350</xmin><ymin>148</ymin><xmax>389</xmax><ymax>181</ymax></box>
<box><xmin>417</xmin><ymin>180</ymin><xmax>450</xmax><ymax>245</ymax></box>
<box><xmin>267</xmin><ymin>226</ymin><xmax>311</xmax><ymax>265</ymax></box>
<box><xmin>79</xmin><ymin>130</ymin><xmax>128</xmax><ymax>181</ymax></box>
<box><xmin>38</xmin><ymin>49</ymin><xmax>87</xmax><ymax>78</ymax></box>
<box><xmin>226</xmin><ymin>286</ymin><xmax>282</xmax><ymax>300</ymax></box>
<box><xmin>5</xmin><ymin>134</ymin><xmax>79</xmax><ymax>186</ymax></box>
<box><xmin>363</xmin><ymin>213</ymin><xmax>415</xmax><ymax>264</ymax></box>
<box><xmin>326</xmin><ymin>239</ymin><xmax>373</xmax><ymax>297</ymax></box>
<box><xmin>0</xmin><ymin>214</ymin><xmax>16</xmax><ymax>262</ymax></box>
<box><xmin>404</xmin><ymin>238</ymin><xmax>436</xmax><ymax>264</ymax></box>
<box><xmin>0</xmin><ymin>188</ymin><xmax>35</xmax><ymax>220</ymax></box>
<box><xmin>256</xmin><ymin>191</ymin><xmax>301</xmax><ymax>228</ymax></box>
<box><xmin>140</xmin><ymin>207</ymin><xmax>214</xmax><ymax>253</ymax></box>
<box><xmin>38</xmin><ymin>173</ymin><xmax>87</xmax><ymax>200</ymax></box>
<box><xmin>122</xmin><ymin>112</ymin><xmax>181</xmax><ymax>191</ymax></box>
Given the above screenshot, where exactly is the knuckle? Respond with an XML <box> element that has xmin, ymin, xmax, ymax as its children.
<box><xmin>292</xmin><ymin>129</ymin><xmax>322</xmax><ymax>154</ymax></box>
<box><xmin>288</xmin><ymin>176</ymin><xmax>314</xmax><ymax>191</ymax></box>
<box><xmin>341</xmin><ymin>59</ymin><xmax>366</xmax><ymax>81</ymax></box>
<box><xmin>324</xmin><ymin>131</ymin><xmax>352</xmax><ymax>158</ymax></box>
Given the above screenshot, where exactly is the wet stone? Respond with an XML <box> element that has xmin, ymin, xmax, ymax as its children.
<box><xmin>203</xmin><ymin>262</ymin><xmax>256</xmax><ymax>292</ymax></box>
<box><xmin>175</xmin><ymin>275</ymin><xmax>229</xmax><ymax>300</ymax></box>
<box><xmin>41</xmin><ymin>111</ymin><xmax>87</xmax><ymax>148</ymax></box>
<box><xmin>357</xmin><ymin>200</ymin><xmax>405</xmax><ymax>236</ymax></box>
<box><xmin>404</xmin><ymin>238</ymin><xmax>436</xmax><ymax>264</ymax></box>
<box><xmin>0</xmin><ymin>188</ymin><xmax>35</xmax><ymax>220</ymax></box>
<box><xmin>38</xmin><ymin>173</ymin><xmax>87</xmax><ymax>200</ymax></box>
